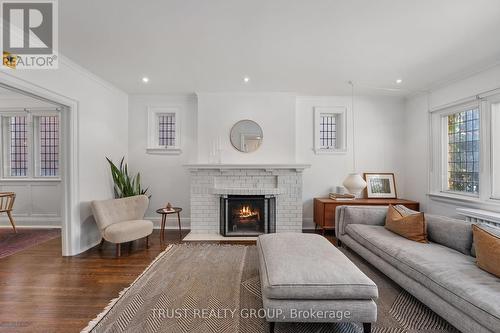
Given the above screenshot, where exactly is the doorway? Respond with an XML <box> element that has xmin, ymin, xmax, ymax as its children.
<box><xmin>0</xmin><ymin>82</ymin><xmax>73</xmax><ymax>256</ymax></box>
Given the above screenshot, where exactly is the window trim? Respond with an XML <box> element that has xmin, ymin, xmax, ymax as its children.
<box><xmin>313</xmin><ymin>106</ymin><xmax>347</xmax><ymax>154</ymax></box>
<box><xmin>146</xmin><ymin>106</ymin><xmax>182</xmax><ymax>155</ymax></box>
<box><xmin>429</xmin><ymin>96</ymin><xmax>500</xmax><ymax>206</ymax></box>
<box><xmin>488</xmin><ymin>95</ymin><xmax>500</xmax><ymax>201</ymax></box>
<box><xmin>439</xmin><ymin>105</ymin><xmax>480</xmax><ymax>195</ymax></box>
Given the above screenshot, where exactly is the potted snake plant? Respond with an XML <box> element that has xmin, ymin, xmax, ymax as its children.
<box><xmin>106</xmin><ymin>157</ymin><xmax>150</xmax><ymax>198</ymax></box>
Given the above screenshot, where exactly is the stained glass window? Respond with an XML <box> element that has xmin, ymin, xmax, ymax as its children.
<box><xmin>8</xmin><ymin>116</ymin><xmax>28</xmax><ymax>176</ymax></box>
<box><xmin>38</xmin><ymin>116</ymin><xmax>59</xmax><ymax>176</ymax></box>
<box><xmin>319</xmin><ymin>114</ymin><xmax>337</xmax><ymax>149</ymax></box>
<box><xmin>447</xmin><ymin>108</ymin><xmax>480</xmax><ymax>194</ymax></box>
<box><xmin>158</xmin><ymin>113</ymin><xmax>176</xmax><ymax>147</ymax></box>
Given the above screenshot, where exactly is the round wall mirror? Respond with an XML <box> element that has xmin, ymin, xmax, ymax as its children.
<box><xmin>230</xmin><ymin>120</ymin><xmax>263</xmax><ymax>153</ymax></box>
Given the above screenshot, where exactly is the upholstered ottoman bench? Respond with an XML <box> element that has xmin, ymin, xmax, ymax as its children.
<box><xmin>257</xmin><ymin>233</ymin><xmax>378</xmax><ymax>333</ymax></box>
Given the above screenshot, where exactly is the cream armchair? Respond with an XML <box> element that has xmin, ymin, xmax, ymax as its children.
<box><xmin>91</xmin><ymin>195</ymin><xmax>153</xmax><ymax>257</ymax></box>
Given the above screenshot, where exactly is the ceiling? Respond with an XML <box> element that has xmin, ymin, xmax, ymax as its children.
<box><xmin>59</xmin><ymin>0</ymin><xmax>500</xmax><ymax>96</ymax></box>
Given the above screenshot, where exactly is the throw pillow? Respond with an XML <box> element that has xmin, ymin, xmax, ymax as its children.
<box><xmin>385</xmin><ymin>205</ymin><xmax>428</xmax><ymax>243</ymax></box>
<box><xmin>471</xmin><ymin>223</ymin><xmax>500</xmax><ymax>257</ymax></box>
<box><xmin>472</xmin><ymin>224</ymin><xmax>500</xmax><ymax>278</ymax></box>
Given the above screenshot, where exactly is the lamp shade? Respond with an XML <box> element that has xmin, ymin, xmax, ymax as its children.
<box><xmin>342</xmin><ymin>173</ymin><xmax>367</xmax><ymax>195</ymax></box>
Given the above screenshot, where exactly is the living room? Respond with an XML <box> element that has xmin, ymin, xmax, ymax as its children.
<box><xmin>0</xmin><ymin>1</ymin><xmax>499</xmax><ymax>333</ymax></box>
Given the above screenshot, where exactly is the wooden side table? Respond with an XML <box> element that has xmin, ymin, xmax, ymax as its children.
<box><xmin>313</xmin><ymin>198</ymin><xmax>420</xmax><ymax>235</ymax></box>
<box><xmin>156</xmin><ymin>207</ymin><xmax>183</xmax><ymax>242</ymax></box>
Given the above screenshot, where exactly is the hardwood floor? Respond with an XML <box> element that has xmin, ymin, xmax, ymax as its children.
<box><xmin>0</xmin><ymin>229</ymin><xmax>335</xmax><ymax>333</ymax></box>
<box><xmin>0</xmin><ymin>230</ymin><xmax>190</xmax><ymax>333</ymax></box>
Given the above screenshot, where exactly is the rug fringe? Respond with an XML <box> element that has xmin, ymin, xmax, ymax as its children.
<box><xmin>80</xmin><ymin>244</ymin><xmax>174</xmax><ymax>333</ymax></box>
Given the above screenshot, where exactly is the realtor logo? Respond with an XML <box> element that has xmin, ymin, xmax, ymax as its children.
<box><xmin>1</xmin><ymin>0</ymin><xmax>58</xmax><ymax>69</ymax></box>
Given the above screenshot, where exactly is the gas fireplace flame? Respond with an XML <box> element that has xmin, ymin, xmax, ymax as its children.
<box><xmin>239</xmin><ymin>205</ymin><xmax>260</xmax><ymax>219</ymax></box>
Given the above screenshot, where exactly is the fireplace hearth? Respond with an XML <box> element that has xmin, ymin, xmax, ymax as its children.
<box><xmin>220</xmin><ymin>195</ymin><xmax>276</xmax><ymax>237</ymax></box>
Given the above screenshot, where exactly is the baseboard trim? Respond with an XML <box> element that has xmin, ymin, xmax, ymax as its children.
<box><xmin>153</xmin><ymin>225</ymin><xmax>190</xmax><ymax>230</ymax></box>
<box><xmin>0</xmin><ymin>216</ymin><xmax>61</xmax><ymax>228</ymax></box>
<box><xmin>145</xmin><ymin>216</ymin><xmax>190</xmax><ymax>229</ymax></box>
<box><xmin>0</xmin><ymin>225</ymin><xmax>61</xmax><ymax>229</ymax></box>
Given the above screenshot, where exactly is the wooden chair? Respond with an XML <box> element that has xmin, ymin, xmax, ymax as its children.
<box><xmin>0</xmin><ymin>192</ymin><xmax>17</xmax><ymax>232</ymax></box>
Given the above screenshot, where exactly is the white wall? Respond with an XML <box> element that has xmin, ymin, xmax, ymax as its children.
<box><xmin>403</xmin><ymin>94</ymin><xmax>430</xmax><ymax>212</ymax></box>
<box><xmin>0</xmin><ymin>181</ymin><xmax>62</xmax><ymax>227</ymax></box>
<box><xmin>128</xmin><ymin>94</ymin><xmax>197</xmax><ymax>227</ymax></box>
<box><xmin>196</xmin><ymin>93</ymin><xmax>296</xmax><ymax>163</ymax></box>
<box><xmin>296</xmin><ymin>96</ymin><xmax>407</xmax><ymax>227</ymax></box>
<box><xmin>1</xmin><ymin>56</ymin><xmax>129</xmax><ymax>255</ymax></box>
<box><xmin>404</xmin><ymin>64</ymin><xmax>500</xmax><ymax>217</ymax></box>
<box><xmin>128</xmin><ymin>92</ymin><xmax>407</xmax><ymax>230</ymax></box>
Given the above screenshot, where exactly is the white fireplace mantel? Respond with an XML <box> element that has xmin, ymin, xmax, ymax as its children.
<box><xmin>184</xmin><ymin>163</ymin><xmax>310</xmax><ymax>172</ymax></box>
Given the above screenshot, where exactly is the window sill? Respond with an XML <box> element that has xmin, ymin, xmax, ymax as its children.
<box><xmin>428</xmin><ymin>192</ymin><xmax>500</xmax><ymax>208</ymax></box>
<box><xmin>429</xmin><ymin>192</ymin><xmax>480</xmax><ymax>203</ymax></box>
<box><xmin>146</xmin><ymin>147</ymin><xmax>182</xmax><ymax>155</ymax></box>
<box><xmin>0</xmin><ymin>178</ymin><xmax>61</xmax><ymax>182</ymax></box>
<box><xmin>313</xmin><ymin>148</ymin><xmax>347</xmax><ymax>155</ymax></box>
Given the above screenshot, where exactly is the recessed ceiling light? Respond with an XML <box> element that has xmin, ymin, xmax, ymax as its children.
<box><xmin>243</xmin><ymin>76</ymin><xmax>250</xmax><ymax>83</ymax></box>
<box><xmin>396</xmin><ymin>79</ymin><xmax>403</xmax><ymax>84</ymax></box>
<box><xmin>142</xmin><ymin>77</ymin><xmax>149</xmax><ymax>83</ymax></box>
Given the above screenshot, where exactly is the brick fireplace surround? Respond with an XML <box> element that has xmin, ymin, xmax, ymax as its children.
<box><xmin>185</xmin><ymin>164</ymin><xmax>310</xmax><ymax>236</ymax></box>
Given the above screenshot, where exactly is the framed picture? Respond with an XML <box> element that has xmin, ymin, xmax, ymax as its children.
<box><xmin>364</xmin><ymin>173</ymin><xmax>397</xmax><ymax>199</ymax></box>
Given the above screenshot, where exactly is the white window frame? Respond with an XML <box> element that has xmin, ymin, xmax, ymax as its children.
<box><xmin>488</xmin><ymin>94</ymin><xmax>500</xmax><ymax>200</ymax></box>
<box><xmin>429</xmin><ymin>95</ymin><xmax>500</xmax><ymax>206</ymax></box>
<box><xmin>313</xmin><ymin>106</ymin><xmax>347</xmax><ymax>154</ymax></box>
<box><xmin>0</xmin><ymin>110</ymin><xmax>61</xmax><ymax>180</ymax></box>
<box><xmin>146</xmin><ymin>106</ymin><xmax>182</xmax><ymax>155</ymax></box>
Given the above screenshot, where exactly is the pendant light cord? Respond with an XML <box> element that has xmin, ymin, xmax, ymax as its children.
<box><xmin>348</xmin><ymin>80</ymin><xmax>356</xmax><ymax>172</ymax></box>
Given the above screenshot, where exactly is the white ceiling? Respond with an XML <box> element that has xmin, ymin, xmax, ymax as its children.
<box><xmin>59</xmin><ymin>0</ymin><xmax>500</xmax><ymax>96</ymax></box>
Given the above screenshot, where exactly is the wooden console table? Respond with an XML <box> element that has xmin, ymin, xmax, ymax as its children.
<box><xmin>313</xmin><ymin>198</ymin><xmax>420</xmax><ymax>235</ymax></box>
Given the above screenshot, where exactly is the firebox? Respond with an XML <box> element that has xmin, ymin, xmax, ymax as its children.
<box><xmin>220</xmin><ymin>195</ymin><xmax>276</xmax><ymax>237</ymax></box>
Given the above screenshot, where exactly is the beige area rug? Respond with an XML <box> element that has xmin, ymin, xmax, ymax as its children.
<box><xmin>82</xmin><ymin>244</ymin><xmax>459</xmax><ymax>333</ymax></box>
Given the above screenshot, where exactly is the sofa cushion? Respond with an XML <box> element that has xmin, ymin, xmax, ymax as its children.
<box><xmin>103</xmin><ymin>219</ymin><xmax>153</xmax><ymax>243</ymax></box>
<box><xmin>336</xmin><ymin>206</ymin><xmax>387</xmax><ymax>236</ymax></box>
<box><xmin>257</xmin><ymin>233</ymin><xmax>378</xmax><ymax>300</ymax></box>
<box><xmin>345</xmin><ymin>224</ymin><xmax>500</xmax><ymax>332</ymax></box>
<box><xmin>473</xmin><ymin>224</ymin><xmax>500</xmax><ymax>278</ymax></box>
<box><xmin>426</xmin><ymin>215</ymin><xmax>473</xmax><ymax>256</ymax></box>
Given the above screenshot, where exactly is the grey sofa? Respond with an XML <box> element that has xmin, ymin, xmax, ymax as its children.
<box><xmin>335</xmin><ymin>206</ymin><xmax>500</xmax><ymax>333</ymax></box>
